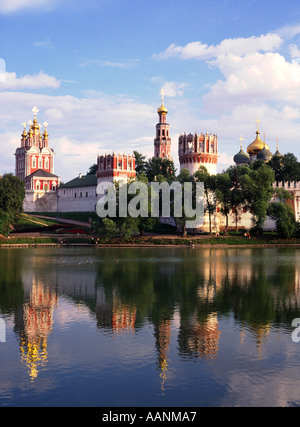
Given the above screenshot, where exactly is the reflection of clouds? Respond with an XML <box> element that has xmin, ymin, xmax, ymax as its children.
<box><xmin>216</xmin><ymin>339</ymin><xmax>300</xmax><ymax>407</ymax></box>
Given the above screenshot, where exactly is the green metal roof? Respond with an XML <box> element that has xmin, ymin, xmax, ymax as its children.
<box><xmin>59</xmin><ymin>174</ymin><xmax>97</xmax><ymax>188</ymax></box>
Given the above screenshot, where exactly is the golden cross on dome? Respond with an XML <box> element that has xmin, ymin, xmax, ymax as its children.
<box><xmin>255</xmin><ymin>117</ymin><xmax>261</xmax><ymax>131</ymax></box>
<box><xmin>239</xmin><ymin>135</ymin><xmax>244</xmax><ymax>148</ymax></box>
<box><xmin>22</xmin><ymin>122</ymin><xmax>27</xmax><ymax>129</ymax></box>
<box><xmin>43</xmin><ymin>121</ymin><xmax>48</xmax><ymax>128</ymax></box>
<box><xmin>276</xmin><ymin>137</ymin><xmax>279</xmax><ymax>150</ymax></box>
<box><xmin>160</xmin><ymin>88</ymin><xmax>165</xmax><ymax>103</ymax></box>
<box><xmin>32</xmin><ymin>106</ymin><xmax>39</xmax><ymax>117</ymax></box>
<box><xmin>28</xmin><ymin>120</ymin><xmax>33</xmax><ymax>126</ymax></box>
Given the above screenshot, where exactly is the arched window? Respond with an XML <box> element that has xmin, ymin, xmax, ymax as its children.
<box><xmin>32</xmin><ymin>156</ymin><xmax>37</xmax><ymax>169</ymax></box>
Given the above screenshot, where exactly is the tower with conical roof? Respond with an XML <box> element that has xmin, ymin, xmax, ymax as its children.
<box><xmin>154</xmin><ymin>89</ymin><xmax>172</xmax><ymax>159</ymax></box>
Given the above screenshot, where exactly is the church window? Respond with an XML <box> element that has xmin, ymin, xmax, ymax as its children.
<box><xmin>32</xmin><ymin>157</ymin><xmax>36</xmax><ymax>169</ymax></box>
<box><xmin>45</xmin><ymin>158</ymin><xmax>49</xmax><ymax>169</ymax></box>
<box><xmin>86</xmin><ymin>192</ymin><xmax>88</xmax><ymax>197</ymax></box>
<box><xmin>80</xmin><ymin>192</ymin><xmax>82</xmax><ymax>198</ymax></box>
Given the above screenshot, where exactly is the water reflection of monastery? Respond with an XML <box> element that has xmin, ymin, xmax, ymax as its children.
<box><xmin>12</xmin><ymin>248</ymin><xmax>300</xmax><ymax>383</ymax></box>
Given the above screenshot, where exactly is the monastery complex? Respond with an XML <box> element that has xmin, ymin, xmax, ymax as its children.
<box><xmin>12</xmin><ymin>93</ymin><xmax>300</xmax><ymax>232</ymax></box>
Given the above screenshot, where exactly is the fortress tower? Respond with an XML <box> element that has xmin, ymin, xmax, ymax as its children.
<box><xmin>178</xmin><ymin>131</ymin><xmax>218</xmax><ymax>176</ymax></box>
<box><xmin>97</xmin><ymin>153</ymin><xmax>136</xmax><ymax>188</ymax></box>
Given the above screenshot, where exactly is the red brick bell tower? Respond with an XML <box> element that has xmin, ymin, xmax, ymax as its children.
<box><xmin>154</xmin><ymin>89</ymin><xmax>172</xmax><ymax>160</ymax></box>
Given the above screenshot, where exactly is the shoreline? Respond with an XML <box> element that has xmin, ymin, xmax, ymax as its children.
<box><xmin>2</xmin><ymin>241</ymin><xmax>300</xmax><ymax>249</ymax></box>
<box><xmin>2</xmin><ymin>231</ymin><xmax>300</xmax><ymax>249</ymax></box>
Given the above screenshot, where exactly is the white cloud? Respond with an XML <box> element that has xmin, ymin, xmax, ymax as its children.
<box><xmin>162</xmin><ymin>81</ymin><xmax>186</xmax><ymax>98</ymax></box>
<box><xmin>204</xmin><ymin>51</ymin><xmax>300</xmax><ymax>113</ymax></box>
<box><xmin>0</xmin><ymin>71</ymin><xmax>61</xmax><ymax>90</ymax></box>
<box><xmin>0</xmin><ymin>0</ymin><xmax>51</xmax><ymax>13</ymax></box>
<box><xmin>155</xmin><ymin>32</ymin><xmax>300</xmax><ymax>115</ymax></box>
<box><xmin>33</xmin><ymin>38</ymin><xmax>54</xmax><ymax>49</ymax></box>
<box><xmin>0</xmin><ymin>90</ymin><xmax>155</xmax><ymax>181</ymax></box>
<box><xmin>80</xmin><ymin>59</ymin><xmax>139</xmax><ymax>69</ymax></box>
<box><xmin>155</xmin><ymin>33</ymin><xmax>282</xmax><ymax>60</ymax></box>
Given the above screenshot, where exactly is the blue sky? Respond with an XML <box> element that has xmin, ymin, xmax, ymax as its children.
<box><xmin>1</xmin><ymin>0</ymin><xmax>300</xmax><ymax>180</ymax></box>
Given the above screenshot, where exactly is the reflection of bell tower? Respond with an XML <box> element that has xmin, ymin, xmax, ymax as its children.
<box><xmin>154</xmin><ymin>319</ymin><xmax>172</xmax><ymax>391</ymax></box>
<box><xmin>19</xmin><ymin>280</ymin><xmax>58</xmax><ymax>381</ymax></box>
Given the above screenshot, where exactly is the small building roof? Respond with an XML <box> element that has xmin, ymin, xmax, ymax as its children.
<box><xmin>60</xmin><ymin>174</ymin><xmax>97</xmax><ymax>188</ymax></box>
<box><xmin>26</xmin><ymin>169</ymin><xmax>58</xmax><ymax>179</ymax></box>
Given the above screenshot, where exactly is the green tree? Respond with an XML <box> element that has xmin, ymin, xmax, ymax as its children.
<box><xmin>145</xmin><ymin>157</ymin><xmax>176</xmax><ymax>182</ymax></box>
<box><xmin>268</xmin><ymin>153</ymin><xmax>300</xmax><ymax>182</ymax></box>
<box><xmin>239</xmin><ymin>164</ymin><xmax>275</xmax><ymax>234</ymax></box>
<box><xmin>267</xmin><ymin>202</ymin><xmax>296</xmax><ymax>238</ymax></box>
<box><xmin>176</xmin><ymin>168</ymin><xmax>193</xmax><ymax>184</ymax></box>
<box><xmin>227</xmin><ymin>166</ymin><xmax>248</xmax><ymax>232</ymax></box>
<box><xmin>215</xmin><ymin>172</ymin><xmax>232</xmax><ymax>233</ymax></box>
<box><xmin>0</xmin><ymin>174</ymin><xmax>25</xmax><ymax>218</ymax></box>
<box><xmin>93</xmin><ymin>174</ymin><xmax>158</xmax><ymax>238</ymax></box>
<box><xmin>0</xmin><ymin>210</ymin><xmax>10</xmax><ymax>235</ymax></box>
<box><xmin>194</xmin><ymin>166</ymin><xmax>216</xmax><ymax>234</ymax></box>
<box><xmin>86</xmin><ymin>164</ymin><xmax>97</xmax><ymax>175</ymax></box>
<box><xmin>281</xmin><ymin>153</ymin><xmax>300</xmax><ymax>181</ymax></box>
<box><xmin>267</xmin><ymin>156</ymin><xmax>284</xmax><ymax>181</ymax></box>
<box><xmin>0</xmin><ymin>174</ymin><xmax>25</xmax><ymax>235</ymax></box>
<box><xmin>133</xmin><ymin>151</ymin><xmax>148</xmax><ymax>175</ymax></box>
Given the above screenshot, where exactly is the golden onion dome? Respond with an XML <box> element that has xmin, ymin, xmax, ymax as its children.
<box><xmin>247</xmin><ymin>131</ymin><xmax>269</xmax><ymax>155</ymax></box>
<box><xmin>158</xmin><ymin>88</ymin><xmax>168</xmax><ymax>114</ymax></box>
<box><xmin>157</xmin><ymin>102</ymin><xmax>168</xmax><ymax>114</ymax></box>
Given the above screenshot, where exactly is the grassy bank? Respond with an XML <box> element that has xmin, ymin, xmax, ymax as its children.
<box><xmin>1</xmin><ymin>212</ymin><xmax>299</xmax><ymax>248</ymax></box>
<box><xmin>2</xmin><ymin>234</ymin><xmax>300</xmax><ymax>247</ymax></box>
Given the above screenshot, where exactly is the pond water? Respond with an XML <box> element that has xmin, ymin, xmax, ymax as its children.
<box><xmin>0</xmin><ymin>246</ymin><xmax>300</xmax><ymax>407</ymax></box>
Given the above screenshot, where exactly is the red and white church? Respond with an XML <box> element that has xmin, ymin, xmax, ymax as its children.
<box><xmin>15</xmin><ymin>107</ymin><xmax>60</xmax><ymax>212</ymax></box>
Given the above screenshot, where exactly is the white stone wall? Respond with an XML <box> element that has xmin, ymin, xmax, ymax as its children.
<box><xmin>58</xmin><ymin>186</ymin><xmax>97</xmax><ymax>212</ymax></box>
<box><xmin>182</xmin><ymin>161</ymin><xmax>217</xmax><ymax>176</ymax></box>
<box><xmin>23</xmin><ymin>190</ymin><xmax>58</xmax><ymax>213</ymax></box>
